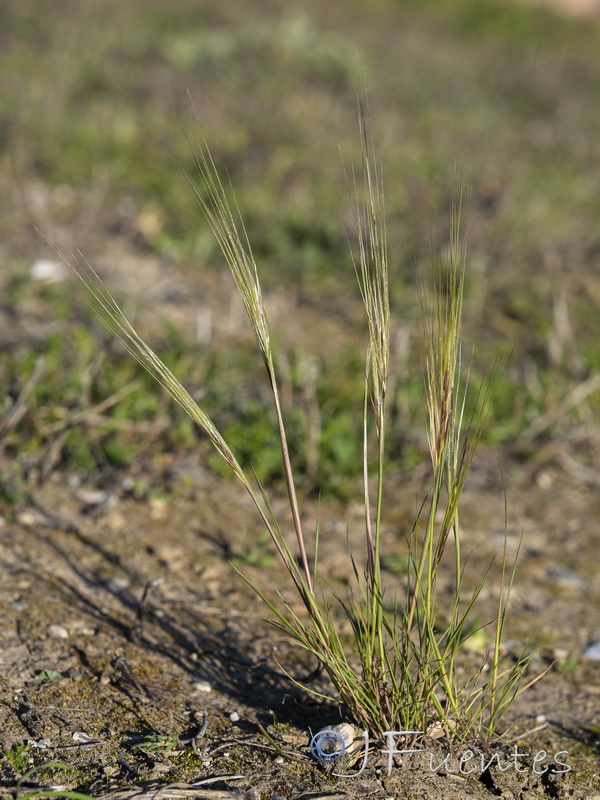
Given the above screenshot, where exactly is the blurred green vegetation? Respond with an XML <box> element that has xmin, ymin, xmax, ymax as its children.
<box><xmin>2</xmin><ymin>0</ymin><xmax>600</xmax><ymax>501</ymax></box>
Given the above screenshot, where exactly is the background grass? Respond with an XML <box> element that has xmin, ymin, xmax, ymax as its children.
<box><xmin>2</xmin><ymin>0</ymin><xmax>600</xmax><ymax>505</ymax></box>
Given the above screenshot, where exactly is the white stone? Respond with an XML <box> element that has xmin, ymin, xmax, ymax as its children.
<box><xmin>582</xmin><ymin>641</ymin><xmax>600</xmax><ymax>661</ymax></box>
<box><xmin>193</xmin><ymin>680</ymin><xmax>212</xmax><ymax>693</ymax></box>
<box><xmin>31</xmin><ymin>259</ymin><xmax>67</xmax><ymax>282</ymax></box>
<box><xmin>47</xmin><ymin>624</ymin><xmax>69</xmax><ymax>639</ymax></box>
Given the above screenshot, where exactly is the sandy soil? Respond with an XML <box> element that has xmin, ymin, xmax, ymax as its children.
<box><xmin>1</xmin><ymin>243</ymin><xmax>599</xmax><ymax>799</ymax></box>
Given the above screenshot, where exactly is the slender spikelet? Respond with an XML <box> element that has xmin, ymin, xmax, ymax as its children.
<box><xmin>182</xmin><ymin>140</ymin><xmax>272</xmax><ymax>364</ymax></box>
<box><xmin>354</xmin><ymin>101</ymin><xmax>390</xmax><ymax>433</ymax></box>
<box><xmin>346</xmin><ymin>100</ymin><xmax>389</xmax><ymax>594</ymax></box>
<box><xmin>180</xmin><ymin>120</ymin><xmax>312</xmax><ymax>592</ymax></box>
<box><xmin>423</xmin><ymin>191</ymin><xmax>466</xmax><ymax>483</ymax></box>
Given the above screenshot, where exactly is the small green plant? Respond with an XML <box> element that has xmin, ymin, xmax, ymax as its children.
<box><xmin>0</xmin><ymin>754</ymin><xmax>96</xmax><ymax>800</ymax></box>
<box><xmin>34</xmin><ymin>670</ymin><xmax>62</xmax><ymax>681</ymax></box>
<box><xmin>2</xmin><ymin>742</ymin><xmax>32</xmax><ymax>774</ymax></box>
<box><xmin>131</xmin><ymin>733</ymin><xmax>179</xmax><ymax>756</ymax></box>
<box><xmin>68</xmin><ymin>105</ymin><xmax>535</xmax><ymax>749</ymax></box>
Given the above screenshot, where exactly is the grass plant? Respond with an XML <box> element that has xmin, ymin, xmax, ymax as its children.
<box><xmin>10</xmin><ymin>760</ymin><xmax>96</xmax><ymax>800</ymax></box>
<box><xmin>68</xmin><ymin>108</ymin><xmax>535</xmax><ymax>750</ymax></box>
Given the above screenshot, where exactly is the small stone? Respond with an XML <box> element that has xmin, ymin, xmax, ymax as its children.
<box><xmin>193</xmin><ymin>680</ymin><xmax>212</xmax><ymax>693</ymax></box>
<box><xmin>32</xmin><ymin>738</ymin><xmax>52</xmax><ymax>749</ymax></box>
<box><xmin>18</xmin><ymin>509</ymin><xmax>53</xmax><ymax>527</ymax></box>
<box><xmin>229</xmin><ymin>711</ymin><xmax>240</xmax><ymax>722</ymax></box>
<box><xmin>535</xmin><ymin>469</ymin><xmax>554</xmax><ymax>490</ymax></box>
<box><xmin>72</xmin><ymin>731</ymin><xmax>95</xmax><ymax>743</ymax></box>
<box><xmin>312</xmin><ymin>722</ymin><xmax>359</xmax><ymax>757</ymax></box>
<box><xmin>273</xmin><ymin>757</ymin><xmax>284</xmax><ymax>766</ymax></box>
<box><xmin>553</xmin><ymin>648</ymin><xmax>569</xmax><ymax>662</ymax></box>
<box><xmin>76</xmin><ymin>489</ymin><xmax>115</xmax><ymax>508</ymax></box>
<box><xmin>582</xmin><ymin>642</ymin><xmax>600</xmax><ymax>661</ymax></box>
<box><xmin>48</xmin><ymin>624</ymin><xmax>69</xmax><ymax>639</ymax></box>
<box><xmin>106</xmin><ymin>577</ymin><xmax>130</xmax><ymax>593</ymax></box>
<box><xmin>75</xmin><ymin>625</ymin><xmax>96</xmax><ymax>637</ymax></box>
<box><xmin>31</xmin><ymin>258</ymin><xmax>67</xmax><ymax>282</ymax></box>
<box><xmin>535</xmin><ymin>714</ymin><xmax>547</xmax><ymax>724</ymax></box>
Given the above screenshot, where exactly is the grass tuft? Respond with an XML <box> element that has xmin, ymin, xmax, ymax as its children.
<box><xmin>69</xmin><ymin>104</ymin><xmax>536</xmax><ymax>750</ymax></box>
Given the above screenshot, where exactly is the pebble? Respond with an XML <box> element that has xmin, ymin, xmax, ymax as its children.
<box><xmin>76</xmin><ymin>489</ymin><xmax>115</xmax><ymax>508</ymax></box>
<box><xmin>73</xmin><ymin>623</ymin><xmax>96</xmax><ymax>636</ymax></box>
<box><xmin>193</xmin><ymin>680</ymin><xmax>212</xmax><ymax>693</ymax></box>
<box><xmin>17</xmin><ymin>509</ymin><xmax>54</xmax><ymax>527</ymax></box>
<box><xmin>553</xmin><ymin>648</ymin><xmax>569</xmax><ymax>662</ymax></box>
<box><xmin>313</xmin><ymin>722</ymin><xmax>359</xmax><ymax>756</ymax></box>
<box><xmin>31</xmin><ymin>258</ymin><xmax>67</xmax><ymax>282</ymax></box>
<box><xmin>106</xmin><ymin>577</ymin><xmax>130</xmax><ymax>593</ymax></box>
<box><xmin>72</xmin><ymin>731</ymin><xmax>96</xmax><ymax>743</ymax></box>
<box><xmin>47</xmin><ymin>624</ymin><xmax>69</xmax><ymax>639</ymax></box>
<box><xmin>31</xmin><ymin>738</ymin><xmax>52</xmax><ymax>749</ymax></box>
<box><xmin>582</xmin><ymin>641</ymin><xmax>600</xmax><ymax>661</ymax></box>
<box><xmin>535</xmin><ymin>469</ymin><xmax>554</xmax><ymax>490</ymax></box>
<box><xmin>229</xmin><ymin>711</ymin><xmax>240</xmax><ymax>722</ymax></box>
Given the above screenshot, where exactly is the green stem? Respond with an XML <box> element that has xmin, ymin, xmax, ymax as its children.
<box><xmin>370</xmin><ymin>409</ymin><xmax>386</xmax><ymax>668</ymax></box>
<box><xmin>268</xmin><ymin>362</ymin><xmax>313</xmax><ymax>594</ymax></box>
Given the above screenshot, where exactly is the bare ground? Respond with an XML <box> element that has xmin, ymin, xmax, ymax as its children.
<box><xmin>1</xmin><ymin>243</ymin><xmax>599</xmax><ymax>800</ymax></box>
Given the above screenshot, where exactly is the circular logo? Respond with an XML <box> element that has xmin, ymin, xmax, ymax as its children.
<box><xmin>310</xmin><ymin>729</ymin><xmax>346</xmax><ymax>762</ymax></box>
